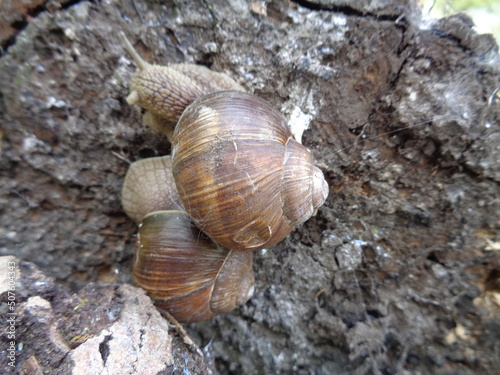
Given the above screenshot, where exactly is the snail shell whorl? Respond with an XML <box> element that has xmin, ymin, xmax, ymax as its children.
<box><xmin>282</xmin><ymin>139</ymin><xmax>329</xmax><ymax>225</ymax></box>
<box><xmin>172</xmin><ymin>90</ymin><xmax>329</xmax><ymax>252</ymax></box>
<box><xmin>133</xmin><ymin>211</ymin><xmax>254</xmax><ymax>323</ymax></box>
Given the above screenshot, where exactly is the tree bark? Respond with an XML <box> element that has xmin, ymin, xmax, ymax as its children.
<box><xmin>1</xmin><ymin>0</ymin><xmax>499</xmax><ymax>374</ymax></box>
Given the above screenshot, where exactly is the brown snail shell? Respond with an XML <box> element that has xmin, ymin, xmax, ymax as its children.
<box><xmin>134</xmin><ymin>210</ymin><xmax>254</xmax><ymax>323</ymax></box>
<box><xmin>172</xmin><ymin>90</ymin><xmax>329</xmax><ymax>251</ymax></box>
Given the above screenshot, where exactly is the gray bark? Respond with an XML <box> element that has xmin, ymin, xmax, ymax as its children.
<box><xmin>1</xmin><ymin>0</ymin><xmax>499</xmax><ymax>374</ymax></box>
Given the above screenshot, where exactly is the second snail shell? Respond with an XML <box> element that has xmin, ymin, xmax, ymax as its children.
<box><xmin>135</xmin><ymin>209</ymin><xmax>254</xmax><ymax>323</ymax></box>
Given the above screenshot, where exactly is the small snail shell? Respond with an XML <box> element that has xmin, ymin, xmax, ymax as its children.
<box><xmin>122</xmin><ymin>155</ymin><xmax>254</xmax><ymax>323</ymax></box>
<box><xmin>172</xmin><ymin>91</ymin><xmax>329</xmax><ymax>251</ymax></box>
<box><xmin>134</xmin><ymin>210</ymin><xmax>254</xmax><ymax>323</ymax></box>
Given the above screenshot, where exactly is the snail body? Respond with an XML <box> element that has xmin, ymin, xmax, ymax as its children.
<box><xmin>119</xmin><ymin>32</ymin><xmax>244</xmax><ymax>141</ymax></box>
<box><xmin>119</xmin><ymin>32</ymin><xmax>328</xmax><ymax>322</ymax></box>
<box><xmin>121</xmin><ymin>155</ymin><xmax>183</xmax><ymax>223</ymax></box>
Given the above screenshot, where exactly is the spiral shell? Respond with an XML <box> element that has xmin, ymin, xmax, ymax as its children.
<box><xmin>172</xmin><ymin>90</ymin><xmax>329</xmax><ymax>252</ymax></box>
<box><xmin>133</xmin><ymin>210</ymin><xmax>254</xmax><ymax>323</ymax></box>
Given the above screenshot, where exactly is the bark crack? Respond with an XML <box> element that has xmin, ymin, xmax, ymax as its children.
<box><xmin>291</xmin><ymin>0</ymin><xmax>409</xmax><ymax>22</ymax></box>
<box><xmin>98</xmin><ymin>334</ymin><xmax>113</xmax><ymax>365</ymax></box>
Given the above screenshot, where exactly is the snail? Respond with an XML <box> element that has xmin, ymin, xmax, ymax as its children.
<box><xmin>119</xmin><ymin>32</ymin><xmax>329</xmax><ymax>322</ymax></box>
